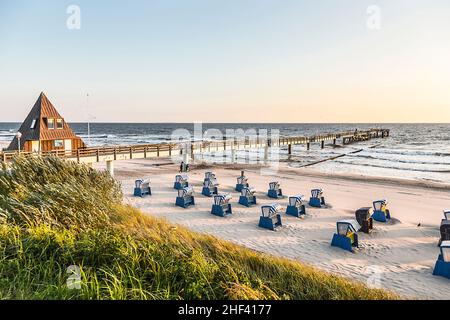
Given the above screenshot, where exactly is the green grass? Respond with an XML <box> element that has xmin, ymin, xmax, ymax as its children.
<box><xmin>0</xmin><ymin>156</ymin><xmax>398</xmax><ymax>300</ymax></box>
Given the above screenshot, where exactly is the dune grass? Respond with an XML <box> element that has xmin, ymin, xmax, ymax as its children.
<box><xmin>0</xmin><ymin>156</ymin><xmax>398</xmax><ymax>300</ymax></box>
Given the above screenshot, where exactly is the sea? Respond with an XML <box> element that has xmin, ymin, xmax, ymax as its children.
<box><xmin>1</xmin><ymin>123</ymin><xmax>449</xmax><ymax>184</ymax></box>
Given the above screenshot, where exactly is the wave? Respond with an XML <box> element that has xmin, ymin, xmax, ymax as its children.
<box><xmin>348</xmin><ymin>153</ymin><xmax>450</xmax><ymax>166</ymax></box>
<box><xmin>332</xmin><ymin>159</ymin><xmax>450</xmax><ymax>174</ymax></box>
<box><xmin>369</xmin><ymin>148</ymin><xmax>450</xmax><ymax>157</ymax></box>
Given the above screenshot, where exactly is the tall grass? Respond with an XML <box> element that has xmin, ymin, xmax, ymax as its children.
<box><xmin>0</xmin><ymin>156</ymin><xmax>398</xmax><ymax>300</ymax></box>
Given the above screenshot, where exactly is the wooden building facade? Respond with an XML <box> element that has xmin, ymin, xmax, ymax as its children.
<box><xmin>7</xmin><ymin>92</ymin><xmax>85</xmax><ymax>153</ymax></box>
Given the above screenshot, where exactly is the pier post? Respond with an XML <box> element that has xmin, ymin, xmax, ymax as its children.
<box><xmin>288</xmin><ymin>144</ymin><xmax>292</xmax><ymax>155</ymax></box>
<box><xmin>321</xmin><ymin>140</ymin><xmax>325</xmax><ymax>149</ymax></box>
<box><xmin>106</xmin><ymin>160</ymin><xmax>114</xmax><ymax>177</ymax></box>
<box><xmin>333</xmin><ymin>138</ymin><xmax>336</xmax><ymax>146</ymax></box>
<box><xmin>264</xmin><ymin>144</ymin><xmax>269</xmax><ymax>162</ymax></box>
<box><xmin>307</xmin><ymin>142</ymin><xmax>310</xmax><ymax>151</ymax></box>
<box><xmin>190</xmin><ymin>144</ymin><xmax>194</xmax><ymax>161</ymax></box>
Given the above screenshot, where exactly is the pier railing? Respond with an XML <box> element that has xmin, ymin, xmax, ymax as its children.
<box><xmin>0</xmin><ymin>128</ymin><xmax>389</xmax><ymax>164</ymax></box>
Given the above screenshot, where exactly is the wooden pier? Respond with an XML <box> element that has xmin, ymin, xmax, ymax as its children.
<box><xmin>0</xmin><ymin>128</ymin><xmax>390</xmax><ymax>174</ymax></box>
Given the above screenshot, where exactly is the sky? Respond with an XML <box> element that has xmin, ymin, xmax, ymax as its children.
<box><xmin>0</xmin><ymin>0</ymin><xmax>449</xmax><ymax>123</ymax></box>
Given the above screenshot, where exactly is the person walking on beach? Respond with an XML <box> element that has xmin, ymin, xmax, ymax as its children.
<box><xmin>180</xmin><ymin>161</ymin><xmax>184</xmax><ymax>173</ymax></box>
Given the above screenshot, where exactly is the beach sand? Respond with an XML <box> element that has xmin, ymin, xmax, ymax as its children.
<box><xmin>94</xmin><ymin>158</ymin><xmax>450</xmax><ymax>299</ymax></box>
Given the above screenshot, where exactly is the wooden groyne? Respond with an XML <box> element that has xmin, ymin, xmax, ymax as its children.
<box><xmin>0</xmin><ymin>128</ymin><xmax>390</xmax><ymax>173</ymax></box>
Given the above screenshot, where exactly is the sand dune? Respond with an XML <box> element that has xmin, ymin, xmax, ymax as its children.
<box><xmin>94</xmin><ymin>158</ymin><xmax>450</xmax><ymax>299</ymax></box>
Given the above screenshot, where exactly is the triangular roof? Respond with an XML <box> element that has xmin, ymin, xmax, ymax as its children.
<box><xmin>7</xmin><ymin>92</ymin><xmax>83</xmax><ymax>150</ymax></box>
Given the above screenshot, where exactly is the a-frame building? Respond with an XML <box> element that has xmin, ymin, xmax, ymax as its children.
<box><xmin>7</xmin><ymin>92</ymin><xmax>85</xmax><ymax>153</ymax></box>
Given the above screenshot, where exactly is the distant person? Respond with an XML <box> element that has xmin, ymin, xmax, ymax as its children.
<box><xmin>180</xmin><ymin>161</ymin><xmax>184</xmax><ymax>173</ymax></box>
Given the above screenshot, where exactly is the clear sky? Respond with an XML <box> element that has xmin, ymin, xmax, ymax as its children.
<box><xmin>1</xmin><ymin>0</ymin><xmax>449</xmax><ymax>123</ymax></box>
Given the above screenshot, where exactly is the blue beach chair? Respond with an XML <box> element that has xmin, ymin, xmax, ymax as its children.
<box><xmin>211</xmin><ymin>194</ymin><xmax>232</xmax><ymax>217</ymax></box>
<box><xmin>286</xmin><ymin>195</ymin><xmax>306</xmax><ymax>217</ymax></box>
<box><xmin>175</xmin><ymin>186</ymin><xmax>195</xmax><ymax>208</ymax></box>
<box><xmin>267</xmin><ymin>181</ymin><xmax>283</xmax><ymax>199</ymax></box>
<box><xmin>259</xmin><ymin>204</ymin><xmax>282</xmax><ymax>231</ymax></box>
<box><xmin>238</xmin><ymin>187</ymin><xmax>257</xmax><ymax>207</ymax></box>
<box><xmin>174</xmin><ymin>174</ymin><xmax>189</xmax><ymax>190</ymax></box>
<box><xmin>433</xmin><ymin>241</ymin><xmax>450</xmax><ymax>279</ymax></box>
<box><xmin>440</xmin><ymin>210</ymin><xmax>450</xmax><ymax>245</ymax></box>
<box><xmin>235</xmin><ymin>171</ymin><xmax>249</xmax><ymax>192</ymax></box>
<box><xmin>309</xmin><ymin>188</ymin><xmax>325</xmax><ymax>208</ymax></box>
<box><xmin>133</xmin><ymin>179</ymin><xmax>151</xmax><ymax>197</ymax></box>
<box><xmin>202</xmin><ymin>172</ymin><xmax>219</xmax><ymax>197</ymax></box>
<box><xmin>371</xmin><ymin>199</ymin><xmax>391</xmax><ymax>223</ymax></box>
<box><xmin>331</xmin><ymin>220</ymin><xmax>361</xmax><ymax>252</ymax></box>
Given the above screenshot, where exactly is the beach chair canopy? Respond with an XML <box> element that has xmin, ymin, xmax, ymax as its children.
<box><xmin>241</xmin><ymin>187</ymin><xmax>255</xmax><ymax>196</ymax></box>
<box><xmin>444</xmin><ymin>210</ymin><xmax>450</xmax><ymax>220</ymax></box>
<box><xmin>311</xmin><ymin>188</ymin><xmax>323</xmax><ymax>198</ymax></box>
<box><xmin>261</xmin><ymin>204</ymin><xmax>282</xmax><ymax>217</ymax></box>
<box><xmin>205</xmin><ymin>172</ymin><xmax>215</xmax><ymax>179</ymax></box>
<box><xmin>214</xmin><ymin>194</ymin><xmax>232</xmax><ymax>205</ymax></box>
<box><xmin>175</xmin><ymin>174</ymin><xmax>188</xmax><ymax>182</ymax></box>
<box><xmin>135</xmin><ymin>179</ymin><xmax>150</xmax><ymax>188</ymax></box>
<box><xmin>269</xmin><ymin>182</ymin><xmax>280</xmax><ymax>190</ymax></box>
<box><xmin>204</xmin><ymin>178</ymin><xmax>219</xmax><ymax>187</ymax></box>
<box><xmin>289</xmin><ymin>195</ymin><xmax>304</xmax><ymax>207</ymax></box>
<box><xmin>373</xmin><ymin>199</ymin><xmax>387</xmax><ymax>211</ymax></box>
<box><xmin>441</xmin><ymin>241</ymin><xmax>450</xmax><ymax>262</ymax></box>
<box><xmin>337</xmin><ymin>220</ymin><xmax>361</xmax><ymax>236</ymax></box>
<box><xmin>237</xmin><ymin>176</ymin><xmax>248</xmax><ymax>184</ymax></box>
<box><xmin>178</xmin><ymin>186</ymin><xmax>194</xmax><ymax>197</ymax></box>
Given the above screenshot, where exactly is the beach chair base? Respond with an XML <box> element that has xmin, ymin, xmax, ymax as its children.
<box><xmin>267</xmin><ymin>189</ymin><xmax>283</xmax><ymax>199</ymax></box>
<box><xmin>259</xmin><ymin>215</ymin><xmax>282</xmax><ymax>231</ymax></box>
<box><xmin>235</xmin><ymin>184</ymin><xmax>248</xmax><ymax>192</ymax></box>
<box><xmin>433</xmin><ymin>255</ymin><xmax>450</xmax><ymax>279</ymax></box>
<box><xmin>331</xmin><ymin>234</ymin><xmax>358</xmax><ymax>252</ymax></box>
<box><xmin>309</xmin><ymin>197</ymin><xmax>325</xmax><ymax>208</ymax></box>
<box><xmin>175</xmin><ymin>197</ymin><xmax>195</xmax><ymax>208</ymax></box>
<box><xmin>202</xmin><ymin>187</ymin><xmax>218</xmax><ymax>197</ymax></box>
<box><xmin>134</xmin><ymin>187</ymin><xmax>151</xmax><ymax>197</ymax></box>
<box><xmin>239</xmin><ymin>196</ymin><xmax>256</xmax><ymax>207</ymax></box>
<box><xmin>174</xmin><ymin>182</ymin><xmax>188</xmax><ymax>190</ymax></box>
<box><xmin>372</xmin><ymin>210</ymin><xmax>391</xmax><ymax>223</ymax></box>
<box><xmin>211</xmin><ymin>204</ymin><xmax>232</xmax><ymax>217</ymax></box>
<box><xmin>286</xmin><ymin>205</ymin><xmax>306</xmax><ymax>218</ymax></box>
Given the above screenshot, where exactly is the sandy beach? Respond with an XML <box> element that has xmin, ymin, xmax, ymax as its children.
<box><xmin>92</xmin><ymin>158</ymin><xmax>450</xmax><ymax>299</ymax></box>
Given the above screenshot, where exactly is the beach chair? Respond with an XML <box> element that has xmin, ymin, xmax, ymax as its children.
<box><xmin>286</xmin><ymin>195</ymin><xmax>306</xmax><ymax>217</ymax></box>
<box><xmin>211</xmin><ymin>194</ymin><xmax>232</xmax><ymax>217</ymax></box>
<box><xmin>259</xmin><ymin>204</ymin><xmax>282</xmax><ymax>231</ymax></box>
<box><xmin>309</xmin><ymin>188</ymin><xmax>325</xmax><ymax>208</ymax></box>
<box><xmin>175</xmin><ymin>186</ymin><xmax>195</xmax><ymax>208</ymax></box>
<box><xmin>355</xmin><ymin>207</ymin><xmax>373</xmax><ymax>234</ymax></box>
<box><xmin>235</xmin><ymin>171</ymin><xmax>249</xmax><ymax>192</ymax></box>
<box><xmin>238</xmin><ymin>187</ymin><xmax>257</xmax><ymax>207</ymax></box>
<box><xmin>440</xmin><ymin>210</ymin><xmax>450</xmax><ymax>245</ymax></box>
<box><xmin>267</xmin><ymin>181</ymin><xmax>283</xmax><ymax>199</ymax></box>
<box><xmin>433</xmin><ymin>241</ymin><xmax>450</xmax><ymax>279</ymax></box>
<box><xmin>174</xmin><ymin>174</ymin><xmax>189</xmax><ymax>190</ymax></box>
<box><xmin>331</xmin><ymin>220</ymin><xmax>361</xmax><ymax>252</ymax></box>
<box><xmin>133</xmin><ymin>179</ymin><xmax>151</xmax><ymax>197</ymax></box>
<box><xmin>202</xmin><ymin>172</ymin><xmax>219</xmax><ymax>197</ymax></box>
<box><xmin>371</xmin><ymin>199</ymin><xmax>391</xmax><ymax>222</ymax></box>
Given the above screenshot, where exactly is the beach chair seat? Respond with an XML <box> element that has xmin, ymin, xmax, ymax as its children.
<box><xmin>371</xmin><ymin>199</ymin><xmax>391</xmax><ymax>222</ymax></box>
<box><xmin>133</xmin><ymin>179</ymin><xmax>151</xmax><ymax>197</ymax></box>
<box><xmin>355</xmin><ymin>207</ymin><xmax>373</xmax><ymax>234</ymax></box>
<box><xmin>174</xmin><ymin>174</ymin><xmax>189</xmax><ymax>190</ymax></box>
<box><xmin>433</xmin><ymin>241</ymin><xmax>450</xmax><ymax>279</ymax></box>
<box><xmin>309</xmin><ymin>188</ymin><xmax>325</xmax><ymax>208</ymax></box>
<box><xmin>331</xmin><ymin>220</ymin><xmax>361</xmax><ymax>252</ymax></box>
<box><xmin>286</xmin><ymin>195</ymin><xmax>306</xmax><ymax>217</ymax></box>
<box><xmin>238</xmin><ymin>187</ymin><xmax>257</xmax><ymax>207</ymax></box>
<box><xmin>202</xmin><ymin>172</ymin><xmax>219</xmax><ymax>197</ymax></box>
<box><xmin>235</xmin><ymin>171</ymin><xmax>249</xmax><ymax>192</ymax></box>
<box><xmin>267</xmin><ymin>181</ymin><xmax>283</xmax><ymax>199</ymax></box>
<box><xmin>211</xmin><ymin>194</ymin><xmax>232</xmax><ymax>217</ymax></box>
<box><xmin>175</xmin><ymin>186</ymin><xmax>195</xmax><ymax>208</ymax></box>
<box><xmin>259</xmin><ymin>204</ymin><xmax>282</xmax><ymax>230</ymax></box>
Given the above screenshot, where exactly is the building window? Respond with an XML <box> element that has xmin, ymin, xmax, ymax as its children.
<box><xmin>30</xmin><ymin>119</ymin><xmax>37</xmax><ymax>129</ymax></box>
<box><xmin>48</xmin><ymin>119</ymin><xmax>55</xmax><ymax>130</ymax></box>
<box><xmin>54</xmin><ymin>140</ymin><xmax>63</xmax><ymax>148</ymax></box>
<box><xmin>56</xmin><ymin>119</ymin><xmax>64</xmax><ymax>129</ymax></box>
